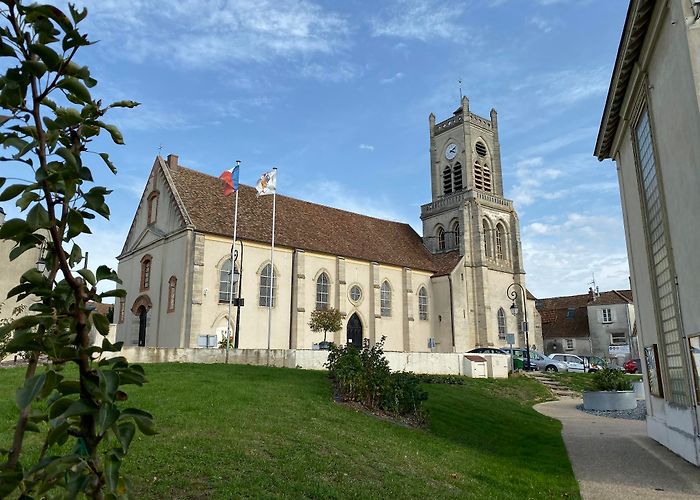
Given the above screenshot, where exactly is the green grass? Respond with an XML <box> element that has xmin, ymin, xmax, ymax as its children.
<box><xmin>0</xmin><ymin>364</ymin><xmax>580</xmax><ymax>499</ymax></box>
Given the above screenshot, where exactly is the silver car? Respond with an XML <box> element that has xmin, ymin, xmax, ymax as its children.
<box><xmin>531</xmin><ymin>351</ymin><xmax>569</xmax><ymax>372</ymax></box>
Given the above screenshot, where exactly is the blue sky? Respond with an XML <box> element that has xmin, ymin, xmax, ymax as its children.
<box><xmin>3</xmin><ymin>0</ymin><xmax>630</xmax><ymax>298</ymax></box>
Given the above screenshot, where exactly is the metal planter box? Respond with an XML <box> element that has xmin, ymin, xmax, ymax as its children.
<box><xmin>582</xmin><ymin>390</ymin><xmax>636</xmax><ymax>411</ymax></box>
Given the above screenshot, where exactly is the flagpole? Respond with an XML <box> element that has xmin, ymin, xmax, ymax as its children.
<box><xmin>226</xmin><ymin>161</ymin><xmax>241</xmax><ymax>364</ymax></box>
<box><xmin>266</xmin><ymin>169</ymin><xmax>277</xmax><ymax>366</ymax></box>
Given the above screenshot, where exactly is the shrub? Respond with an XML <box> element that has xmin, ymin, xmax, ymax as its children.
<box><xmin>592</xmin><ymin>368</ymin><xmax>633</xmax><ymax>391</ymax></box>
<box><xmin>325</xmin><ymin>336</ymin><xmax>426</xmax><ymax>419</ymax></box>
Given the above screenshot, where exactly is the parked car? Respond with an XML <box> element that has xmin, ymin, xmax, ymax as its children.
<box><xmin>548</xmin><ymin>353</ymin><xmax>588</xmax><ymax>373</ymax></box>
<box><xmin>467</xmin><ymin>347</ymin><xmax>508</xmax><ymax>355</ymax></box>
<box><xmin>530</xmin><ymin>351</ymin><xmax>569</xmax><ymax>373</ymax></box>
<box><xmin>580</xmin><ymin>355</ymin><xmax>607</xmax><ymax>372</ymax></box>
<box><xmin>500</xmin><ymin>347</ymin><xmax>537</xmax><ymax>371</ymax></box>
<box><xmin>624</xmin><ymin>358</ymin><xmax>642</xmax><ymax>374</ymax></box>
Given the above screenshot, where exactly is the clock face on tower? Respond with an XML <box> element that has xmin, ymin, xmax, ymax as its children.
<box><xmin>445</xmin><ymin>142</ymin><xmax>458</xmax><ymax>160</ymax></box>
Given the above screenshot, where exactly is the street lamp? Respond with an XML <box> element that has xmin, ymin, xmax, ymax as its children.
<box><xmin>507</xmin><ymin>282</ymin><xmax>531</xmax><ymax>371</ymax></box>
<box><xmin>233</xmin><ymin>240</ymin><xmax>244</xmax><ymax>349</ymax></box>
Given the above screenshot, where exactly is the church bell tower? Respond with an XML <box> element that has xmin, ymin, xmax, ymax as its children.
<box><xmin>420</xmin><ymin>96</ymin><xmax>527</xmax><ymax>348</ymax></box>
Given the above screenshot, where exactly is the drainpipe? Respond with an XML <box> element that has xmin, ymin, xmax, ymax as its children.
<box><xmin>448</xmin><ymin>275</ymin><xmax>456</xmax><ymax>350</ymax></box>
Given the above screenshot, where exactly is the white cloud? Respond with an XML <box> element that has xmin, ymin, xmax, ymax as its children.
<box><xmin>64</xmin><ymin>0</ymin><xmax>350</xmax><ymax>68</ymax></box>
<box><xmin>371</xmin><ymin>0</ymin><xmax>467</xmax><ymax>42</ymax></box>
<box><xmin>529</xmin><ymin>15</ymin><xmax>555</xmax><ymax>33</ymax></box>
<box><xmin>299</xmin><ymin>62</ymin><xmax>361</xmax><ymax>83</ymax></box>
<box><xmin>380</xmin><ymin>72</ymin><xmax>404</xmax><ymax>84</ymax></box>
<box><xmin>358</xmin><ymin>144</ymin><xmax>375</xmax><ymax>151</ymax></box>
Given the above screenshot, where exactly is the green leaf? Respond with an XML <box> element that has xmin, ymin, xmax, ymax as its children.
<box><xmin>55</xmin><ymin>146</ymin><xmax>78</xmax><ymax>170</ymax></box>
<box><xmin>29</xmin><ymin>43</ymin><xmax>61</xmax><ymax>70</ymax></box>
<box><xmin>0</xmin><ymin>177</ymin><xmax>5</xmax><ymax>189</ymax></box>
<box><xmin>69</xmin><ymin>243</ymin><xmax>82</xmax><ymax>267</ymax></box>
<box><xmin>62</xmin><ymin>399</ymin><xmax>98</xmax><ymax>418</ymax></box>
<box><xmin>25</xmin><ymin>4</ymin><xmax>74</xmax><ymax>32</ymax></box>
<box><xmin>69</xmin><ymin>4</ymin><xmax>88</xmax><ymax>24</ymax></box>
<box><xmin>21</xmin><ymin>268</ymin><xmax>46</xmax><ymax>286</ymax></box>
<box><xmin>96</xmin><ymin>121</ymin><xmax>124</xmax><ymax>145</ymax></box>
<box><xmin>16</xmin><ymin>373</ymin><xmax>47</xmax><ymax>409</ymax></box>
<box><xmin>98</xmin><ymin>152</ymin><xmax>117</xmax><ymax>174</ymax></box>
<box><xmin>66</xmin><ymin>209</ymin><xmax>85</xmax><ymax>239</ymax></box>
<box><xmin>0</xmin><ymin>218</ymin><xmax>28</xmax><ymax>238</ymax></box>
<box><xmin>101</xmin><ymin>337</ymin><xmax>124</xmax><ymax>353</ymax></box>
<box><xmin>99</xmin><ymin>289</ymin><xmax>126</xmax><ymax>299</ymax></box>
<box><xmin>57</xmin><ymin>381</ymin><xmax>80</xmax><ymax>396</ymax></box>
<box><xmin>0</xmin><ymin>40</ymin><xmax>16</xmax><ymax>57</ymax></box>
<box><xmin>0</xmin><ymin>183</ymin><xmax>28</xmax><ymax>202</ymax></box>
<box><xmin>77</xmin><ymin>268</ymin><xmax>96</xmax><ymax>286</ymax></box>
<box><xmin>115</xmin><ymin>421</ymin><xmax>136</xmax><ymax>453</ymax></box>
<box><xmin>121</xmin><ymin>408</ymin><xmax>157</xmax><ymax>436</ymax></box>
<box><xmin>96</xmin><ymin>265</ymin><xmax>120</xmax><ymax>283</ymax></box>
<box><xmin>104</xmin><ymin>452</ymin><xmax>121</xmax><ymax>492</ymax></box>
<box><xmin>15</xmin><ymin>190</ymin><xmax>40</xmax><ymax>210</ymax></box>
<box><xmin>97</xmin><ymin>403</ymin><xmax>119</xmax><ymax>435</ymax></box>
<box><xmin>92</xmin><ymin>312</ymin><xmax>109</xmax><ymax>336</ymax></box>
<box><xmin>108</xmin><ymin>100</ymin><xmax>140</xmax><ymax>109</ymax></box>
<box><xmin>57</xmin><ymin>76</ymin><xmax>91</xmax><ymax>103</ymax></box>
<box><xmin>22</xmin><ymin>60</ymin><xmax>47</xmax><ymax>78</ymax></box>
<box><xmin>26</xmin><ymin>203</ymin><xmax>51</xmax><ymax>229</ymax></box>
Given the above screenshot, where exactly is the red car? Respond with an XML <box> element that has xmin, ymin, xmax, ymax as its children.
<box><xmin>624</xmin><ymin>358</ymin><xmax>641</xmax><ymax>374</ymax></box>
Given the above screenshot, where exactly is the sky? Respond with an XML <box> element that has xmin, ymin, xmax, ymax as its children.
<box><xmin>2</xmin><ymin>0</ymin><xmax>631</xmax><ymax>299</ymax></box>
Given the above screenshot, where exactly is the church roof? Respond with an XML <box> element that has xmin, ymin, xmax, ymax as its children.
<box><xmin>168</xmin><ymin>164</ymin><xmax>444</xmax><ymax>273</ymax></box>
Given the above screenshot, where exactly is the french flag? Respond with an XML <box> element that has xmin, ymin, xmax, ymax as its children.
<box><xmin>219</xmin><ymin>165</ymin><xmax>240</xmax><ymax>196</ymax></box>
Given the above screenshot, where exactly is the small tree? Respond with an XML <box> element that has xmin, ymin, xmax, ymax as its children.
<box><xmin>309</xmin><ymin>307</ymin><xmax>342</xmax><ymax>344</ymax></box>
<box><xmin>0</xmin><ymin>2</ymin><xmax>154</xmax><ymax>497</ymax></box>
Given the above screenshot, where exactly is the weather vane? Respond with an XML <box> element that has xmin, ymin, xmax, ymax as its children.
<box><xmin>458</xmin><ymin>79</ymin><xmax>463</xmax><ymax>100</ymax></box>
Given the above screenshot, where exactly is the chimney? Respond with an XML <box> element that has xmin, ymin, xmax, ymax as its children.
<box><xmin>167</xmin><ymin>154</ymin><xmax>179</xmax><ymax>171</ymax></box>
<box><xmin>0</xmin><ymin>206</ymin><xmax>5</xmax><ymax>226</ymax></box>
<box><xmin>588</xmin><ymin>287</ymin><xmax>595</xmax><ymax>302</ymax></box>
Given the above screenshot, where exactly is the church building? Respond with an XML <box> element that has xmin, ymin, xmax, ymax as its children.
<box><xmin>115</xmin><ymin>97</ymin><xmax>541</xmax><ymax>353</ymax></box>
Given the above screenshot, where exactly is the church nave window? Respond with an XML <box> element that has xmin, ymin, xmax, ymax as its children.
<box><xmin>452</xmin><ymin>222</ymin><xmax>460</xmax><ymax>249</ymax></box>
<box><xmin>380</xmin><ymin>281</ymin><xmax>392</xmax><ymax>317</ymax></box>
<box><xmin>219</xmin><ymin>259</ymin><xmax>237</xmax><ymax>303</ymax></box>
<box><xmin>259</xmin><ymin>263</ymin><xmax>276</xmax><ymax>307</ymax></box>
<box><xmin>140</xmin><ymin>255</ymin><xmax>152</xmax><ymax>292</ymax></box>
<box><xmin>453</xmin><ymin>162</ymin><xmax>463</xmax><ymax>191</ymax></box>
<box><xmin>167</xmin><ymin>276</ymin><xmax>177</xmax><ymax>313</ymax></box>
<box><xmin>442</xmin><ymin>166</ymin><xmax>452</xmax><ymax>195</ymax></box>
<box><xmin>316</xmin><ymin>272</ymin><xmax>330</xmax><ymax>310</ymax></box>
<box><xmin>437</xmin><ymin>227</ymin><xmax>446</xmax><ymax>251</ymax></box>
<box><xmin>482</xmin><ymin>220</ymin><xmax>492</xmax><ymax>258</ymax></box>
<box><xmin>474</xmin><ymin>163</ymin><xmax>484</xmax><ymax>190</ymax></box>
<box><xmin>418</xmin><ymin>287</ymin><xmax>428</xmax><ymax>320</ymax></box>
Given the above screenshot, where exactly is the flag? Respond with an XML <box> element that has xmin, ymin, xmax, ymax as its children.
<box><xmin>255</xmin><ymin>168</ymin><xmax>277</xmax><ymax>197</ymax></box>
<box><xmin>219</xmin><ymin>165</ymin><xmax>240</xmax><ymax>196</ymax></box>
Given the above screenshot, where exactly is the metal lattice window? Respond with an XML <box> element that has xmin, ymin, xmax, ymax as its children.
<box><xmin>495</xmin><ymin>224</ymin><xmax>504</xmax><ymax>260</ymax></box>
<box><xmin>497</xmin><ymin>308</ymin><xmax>506</xmax><ymax>340</ymax></box>
<box><xmin>453</xmin><ymin>162</ymin><xmax>463</xmax><ymax>191</ymax></box>
<box><xmin>219</xmin><ymin>259</ymin><xmax>237</xmax><ymax>303</ymax></box>
<box><xmin>437</xmin><ymin>227</ymin><xmax>446</xmax><ymax>251</ymax></box>
<box><xmin>635</xmin><ymin>107</ymin><xmax>690</xmax><ymax>406</ymax></box>
<box><xmin>443</xmin><ymin>166</ymin><xmax>452</xmax><ymax>195</ymax></box>
<box><xmin>316</xmin><ymin>272</ymin><xmax>329</xmax><ymax>310</ymax></box>
<box><xmin>418</xmin><ymin>287</ymin><xmax>428</xmax><ymax>320</ymax></box>
<box><xmin>259</xmin><ymin>264</ymin><xmax>276</xmax><ymax>307</ymax></box>
<box><xmin>380</xmin><ymin>281</ymin><xmax>392</xmax><ymax>317</ymax></box>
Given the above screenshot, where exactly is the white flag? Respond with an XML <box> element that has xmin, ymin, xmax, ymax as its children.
<box><xmin>255</xmin><ymin>168</ymin><xmax>277</xmax><ymax>197</ymax></box>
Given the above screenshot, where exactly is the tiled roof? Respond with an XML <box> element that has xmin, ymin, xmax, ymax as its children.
<box><xmin>169</xmin><ymin>164</ymin><xmax>443</xmax><ymax>273</ymax></box>
<box><xmin>536</xmin><ymin>289</ymin><xmax>633</xmax><ymax>339</ymax></box>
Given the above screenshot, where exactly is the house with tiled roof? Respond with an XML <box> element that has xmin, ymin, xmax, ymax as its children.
<box><xmin>114</xmin><ymin>98</ymin><xmax>538</xmax><ymax>353</ymax></box>
<box><xmin>537</xmin><ymin>288</ymin><xmax>635</xmax><ymax>363</ymax></box>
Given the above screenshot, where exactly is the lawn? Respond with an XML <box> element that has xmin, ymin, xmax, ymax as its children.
<box><xmin>549</xmin><ymin>371</ymin><xmax>643</xmax><ymax>393</ymax></box>
<box><xmin>0</xmin><ymin>364</ymin><xmax>580</xmax><ymax>499</ymax></box>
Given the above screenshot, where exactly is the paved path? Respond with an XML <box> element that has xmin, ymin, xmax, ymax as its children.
<box><xmin>535</xmin><ymin>398</ymin><xmax>700</xmax><ymax>499</ymax></box>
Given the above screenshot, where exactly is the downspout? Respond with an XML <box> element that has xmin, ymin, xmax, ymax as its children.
<box><xmin>289</xmin><ymin>249</ymin><xmax>296</xmax><ymax>349</ymax></box>
<box><xmin>448</xmin><ymin>275</ymin><xmax>456</xmax><ymax>350</ymax></box>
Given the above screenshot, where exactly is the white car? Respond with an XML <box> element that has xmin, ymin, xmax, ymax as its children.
<box><xmin>530</xmin><ymin>351</ymin><xmax>569</xmax><ymax>373</ymax></box>
<box><xmin>548</xmin><ymin>353</ymin><xmax>587</xmax><ymax>373</ymax></box>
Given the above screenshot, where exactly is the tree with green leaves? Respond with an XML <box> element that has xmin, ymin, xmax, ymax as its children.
<box><xmin>0</xmin><ymin>2</ymin><xmax>154</xmax><ymax>497</ymax></box>
<box><xmin>309</xmin><ymin>307</ymin><xmax>342</xmax><ymax>345</ymax></box>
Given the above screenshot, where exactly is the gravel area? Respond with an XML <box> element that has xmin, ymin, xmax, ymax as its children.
<box><xmin>576</xmin><ymin>400</ymin><xmax>646</xmax><ymax>420</ymax></box>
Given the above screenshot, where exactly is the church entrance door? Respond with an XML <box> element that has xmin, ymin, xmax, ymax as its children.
<box><xmin>138</xmin><ymin>306</ymin><xmax>147</xmax><ymax>347</ymax></box>
<box><xmin>346</xmin><ymin>313</ymin><xmax>362</xmax><ymax>348</ymax></box>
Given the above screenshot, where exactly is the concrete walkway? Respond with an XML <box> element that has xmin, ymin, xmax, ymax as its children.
<box><xmin>535</xmin><ymin>398</ymin><xmax>700</xmax><ymax>499</ymax></box>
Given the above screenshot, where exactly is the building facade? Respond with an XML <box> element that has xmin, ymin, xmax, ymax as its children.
<box><xmin>595</xmin><ymin>0</ymin><xmax>700</xmax><ymax>465</ymax></box>
<box><xmin>538</xmin><ymin>289</ymin><xmax>635</xmax><ymax>364</ymax></box>
<box><xmin>115</xmin><ymin>99</ymin><xmax>539</xmax><ymax>355</ymax></box>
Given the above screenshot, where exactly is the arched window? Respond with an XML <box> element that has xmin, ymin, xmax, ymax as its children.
<box><xmin>452</xmin><ymin>221</ymin><xmax>460</xmax><ymax>249</ymax></box>
<box><xmin>437</xmin><ymin>227</ymin><xmax>446</xmax><ymax>251</ymax></box>
<box><xmin>147</xmin><ymin>191</ymin><xmax>159</xmax><ymax>224</ymax></box>
<box><xmin>475</xmin><ymin>141</ymin><xmax>488</xmax><ymax>158</ymax></box>
<box><xmin>140</xmin><ymin>255</ymin><xmax>152</xmax><ymax>291</ymax></box>
<box><xmin>442</xmin><ymin>166</ymin><xmax>452</xmax><ymax>195</ymax></box>
<box><xmin>496</xmin><ymin>223</ymin><xmax>504</xmax><ymax>260</ymax></box>
<box><xmin>316</xmin><ymin>272</ymin><xmax>330</xmax><ymax>310</ymax></box>
<box><xmin>219</xmin><ymin>259</ymin><xmax>238</xmax><ymax>303</ymax></box>
<box><xmin>474</xmin><ymin>163</ymin><xmax>484</xmax><ymax>190</ymax></box>
<box><xmin>483</xmin><ymin>165</ymin><xmax>492</xmax><ymax>193</ymax></box>
<box><xmin>497</xmin><ymin>307</ymin><xmax>506</xmax><ymax>340</ymax></box>
<box><xmin>418</xmin><ymin>287</ymin><xmax>428</xmax><ymax>320</ymax></box>
<box><xmin>380</xmin><ymin>281</ymin><xmax>392</xmax><ymax>317</ymax></box>
<box><xmin>167</xmin><ymin>276</ymin><xmax>177</xmax><ymax>313</ymax></box>
<box><xmin>453</xmin><ymin>162</ymin><xmax>463</xmax><ymax>191</ymax></box>
<box><xmin>259</xmin><ymin>263</ymin><xmax>276</xmax><ymax>307</ymax></box>
<box><xmin>483</xmin><ymin>220</ymin><xmax>492</xmax><ymax>257</ymax></box>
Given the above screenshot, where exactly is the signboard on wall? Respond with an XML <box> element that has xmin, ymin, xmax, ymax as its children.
<box><xmin>506</xmin><ymin>333</ymin><xmax>515</xmax><ymax>345</ymax></box>
<box><xmin>609</xmin><ymin>345</ymin><xmax>630</xmax><ymax>355</ymax></box>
